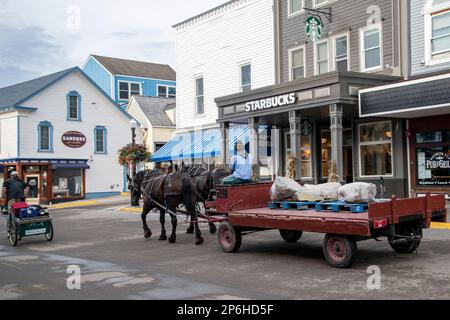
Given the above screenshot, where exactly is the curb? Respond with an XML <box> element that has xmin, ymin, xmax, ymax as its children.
<box><xmin>49</xmin><ymin>201</ymin><xmax>98</xmax><ymax>209</ymax></box>
<box><xmin>120</xmin><ymin>207</ymin><xmax>142</xmax><ymax>213</ymax></box>
<box><xmin>430</xmin><ymin>222</ymin><xmax>450</xmax><ymax>230</ymax></box>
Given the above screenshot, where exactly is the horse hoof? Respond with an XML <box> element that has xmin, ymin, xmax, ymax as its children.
<box><xmin>186</xmin><ymin>228</ymin><xmax>194</xmax><ymax>234</ymax></box>
<box><xmin>209</xmin><ymin>225</ymin><xmax>217</xmax><ymax>235</ymax></box>
<box><xmin>144</xmin><ymin>230</ymin><xmax>152</xmax><ymax>239</ymax></box>
<box><xmin>169</xmin><ymin>237</ymin><xmax>176</xmax><ymax>244</ymax></box>
<box><xmin>159</xmin><ymin>235</ymin><xmax>167</xmax><ymax>241</ymax></box>
<box><xmin>195</xmin><ymin>237</ymin><xmax>204</xmax><ymax>245</ymax></box>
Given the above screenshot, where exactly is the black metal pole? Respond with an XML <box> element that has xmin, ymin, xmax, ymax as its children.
<box><xmin>131</xmin><ymin>127</ymin><xmax>136</xmax><ymax>177</ymax></box>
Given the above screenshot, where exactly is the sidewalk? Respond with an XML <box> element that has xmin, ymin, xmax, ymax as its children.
<box><xmin>49</xmin><ymin>193</ymin><xmax>130</xmax><ymax>210</ymax></box>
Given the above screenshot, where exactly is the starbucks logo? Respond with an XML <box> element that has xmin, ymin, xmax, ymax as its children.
<box><xmin>305</xmin><ymin>16</ymin><xmax>323</xmax><ymax>42</ymax></box>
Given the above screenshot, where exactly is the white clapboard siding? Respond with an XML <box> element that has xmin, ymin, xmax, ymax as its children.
<box><xmin>175</xmin><ymin>0</ymin><xmax>275</xmax><ymax>130</ymax></box>
<box><xmin>0</xmin><ymin>115</ymin><xmax>19</xmax><ymax>159</ymax></box>
<box><xmin>18</xmin><ymin>71</ymin><xmax>140</xmax><ymax>194</ymax></box>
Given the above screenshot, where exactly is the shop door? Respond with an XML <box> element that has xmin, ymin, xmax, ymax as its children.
<box><xmin>25</xmin><ymin>175</ymin><xmax>40</xmax><ymax>204</ymax></box>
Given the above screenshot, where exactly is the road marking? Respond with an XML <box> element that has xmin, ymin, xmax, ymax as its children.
<box><xmin>120</xmin><ymin>207</ymin><xmax>142</xmax><ymax>213</ymax></box>
<box><xmin>49</xmin><ymin>201</ymin><xmax>97</xmax><ymax>209</ymax></box>
<box><xmin>431</xmin><ymin>222</ymin><xmax>450</xmax><ymax>230</ymax></box>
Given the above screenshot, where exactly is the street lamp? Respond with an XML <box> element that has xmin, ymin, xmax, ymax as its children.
<box><xmin>129</xmin><ymin>119</ymin><xmax>138</xmax><ymax>177</ymax></box>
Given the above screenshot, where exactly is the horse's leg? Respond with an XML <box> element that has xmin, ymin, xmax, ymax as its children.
<box><xmin>159</xmin><ymin>209</ymin><xmax>167</xmax><ymax>241</ymax></box>
<box><xmin>191</xmin><ymin>213</ymin><xmax>204</xmax><ymax>245</ymax></box>
<box><xmin>186</xmin><ymin>221</ymin><xmax>195</xmax><ymax>234</ymax></box>
<box><xmin>168</xmin><ymin>206</ymin><xmax>177</xmax><ymax>244</ymax></box>
<box><xmin>141</xmin><ymin>202</ymin><xmax>153</xmax><ymax>239</ymax></box>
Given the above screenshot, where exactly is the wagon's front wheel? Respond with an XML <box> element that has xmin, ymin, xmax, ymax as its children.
<box><xmin>218</xmin><ymin>222</ymin><xmax>242</xmax><ymax>253</ymax></box>
<box><xmin>8</xmin><ymin>223</ymin><xmax>18</xmax><ymax>247</ymax></box>
<box><xmin>279</xmin><ymin>230</ymin><xmax>303</xmax><ymax>243</ymax></box>
<box><xmin>45</xmin><ymin>222</ymin><xmax>54</xmax><ymax>242</ymax></box>
<box><xmin>323</xmin><ymin>234</ymin><xmax>357</xmax><ymax>268</ymax></box>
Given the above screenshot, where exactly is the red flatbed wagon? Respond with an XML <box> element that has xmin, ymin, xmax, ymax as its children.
<box><xmin>206</xmin><ymin>183</ymin><xmax>447</xmax><ymax>268</ymax></box>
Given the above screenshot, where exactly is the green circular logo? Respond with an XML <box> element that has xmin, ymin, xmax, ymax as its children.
<box><xmin>305</xmin><ymin>16</ymin><xmax>323</xmax><ymax>42</ymax></box>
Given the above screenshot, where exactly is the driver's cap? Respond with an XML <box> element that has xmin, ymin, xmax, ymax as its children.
<box><xmin>10</xmin><ymin>171</ymin><xmax>18</xmax><ymax>176</ymax></box>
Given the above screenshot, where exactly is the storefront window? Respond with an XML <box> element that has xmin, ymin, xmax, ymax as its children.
<box><xmin>321</xmin><ymin>131</ymin><xmax>331</xmax><ymax>178</ymax></box>
<box><xmin>416</xmin><ymin>131</ymin><xmax>443</xmax><ymax>144</ymax></box>
<box><xmin>301</xmin><ymin>135</ymin><xmax>312</xmax><ymax>178</ymax></box>
<box><xmin>417</xmin><ymin>147</ymin><xmax>450</xmax><ymax>187</ymax></box>
<box><xmin>52</xmin><ymin>169</ymin><xmax>83</xmax><ymax>198</ymax></box>
<box><xmin>359</xmin><ymin>122</ymin><xmax>393</xmax><ymax>176</ymax></box>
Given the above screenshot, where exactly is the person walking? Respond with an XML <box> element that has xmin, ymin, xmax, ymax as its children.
<box><xmin>2</xmin><ymin>171</ymin><xmax>30</xmax><ymax>209</ymax></box>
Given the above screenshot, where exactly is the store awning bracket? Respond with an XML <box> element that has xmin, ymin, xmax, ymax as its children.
<box><xmin>304</xmin><ymin>7</ymin><xmax>332</xmax><ymax>23</ymax></box>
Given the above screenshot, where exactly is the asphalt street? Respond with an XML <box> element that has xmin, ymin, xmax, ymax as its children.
<box><xmin>0</xmin><ymin>203</ymin><xmax>450</xmax><ymax>300</ymax></box>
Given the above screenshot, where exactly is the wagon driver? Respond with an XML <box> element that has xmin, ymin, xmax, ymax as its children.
<box><xmin>2</xmin><ymin>171</ymin><xmax>30</xmax><ymax>211</ymax></box>
<box><xmin>221</xmin><ymin>140</ymin><xmax>254</xmax><ymax>185</ymax></box>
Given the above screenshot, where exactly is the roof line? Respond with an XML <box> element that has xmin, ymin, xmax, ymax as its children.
<box><xmin>172</xmin><ymin>0</ymin><xmax>240</xmax><ymax>29</ymax></box>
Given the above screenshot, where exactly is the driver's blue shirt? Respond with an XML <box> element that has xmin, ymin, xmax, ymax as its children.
<box><xmin>229</xmin><ymin>153</ymin><xmax>254</xmax><ymax>180</ymax></box>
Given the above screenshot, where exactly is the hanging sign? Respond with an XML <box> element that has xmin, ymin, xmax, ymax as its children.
<box><xmin>305</xmin><ymin>16</ymin><xmax>323</xmax><ymax>42</ymax></box>
<box><xmin>62</xmin><ymin>131</ymin><xmax>87</xmax><ymax>148</ymax></box>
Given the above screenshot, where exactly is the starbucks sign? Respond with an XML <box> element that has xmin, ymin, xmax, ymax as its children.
<box><xmin>305</xmin><ymin>16</ymin><xmax>323</xmax><ymax>42</ymax></box>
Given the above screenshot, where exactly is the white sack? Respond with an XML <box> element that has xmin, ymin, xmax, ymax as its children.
<box><xmin>270</xmin><ymin>177</ymin><xmax>302</xmax><ymax>201</ymax></box>
<box><xmin>302</xmin><ymin>182</ymin><xmax>341</xmax><ymax>200</ymax></box>
<box><xmin>292</xmin><ymin>190</ymin><xmax>324</xmax><ymax>202</ymax></box>
<box><xmin>338</xmin><ymin>182</ymin><xmax>378</xmax><ymax>203</ymax></box>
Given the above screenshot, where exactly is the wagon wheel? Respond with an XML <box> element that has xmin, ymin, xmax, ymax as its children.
<box><xmin>388</xmin><ymin>224</ymin><xmax>422</xmax><ymax>254</ymax></box>
<box><xmin>218</xmin><ymin>222</ymin><xmax>242</xmax><ymax>253</ymax></box>
<box><xmin>279</xmin><ymin>230</ymin><xmax>303</xmax><ymax>243</ymax></box>
<box><xmin>323</xmin><ymin>234</ymin><xmax>357</xmax><ymax>268</ymax></box>
<box><xmin>45</xmin><ymin>222</ymin><xmax>54</xmax><ymax>242</ymax></box>
<box><xmin>8</xmin><ymin>222</ymin><xmax>18</xmax><ymax>247</ymax></box>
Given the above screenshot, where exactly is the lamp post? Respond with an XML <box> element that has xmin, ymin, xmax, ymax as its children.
<box><xmin>129</xmin><ymin>119</ymin><xmax>138</xmax><ymax>177</ymax></box>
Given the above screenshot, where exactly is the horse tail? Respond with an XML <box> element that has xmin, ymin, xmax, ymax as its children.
<box><xmin>182</xmin><ymin>177</ymin><xmax>196</xmax><ymax>216</ymax></box>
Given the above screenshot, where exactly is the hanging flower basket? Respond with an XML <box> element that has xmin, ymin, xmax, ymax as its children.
<box><xmin>118</xmin><ymin>143</ymin><xmax>151</xmax><ymax>166</ymax></box>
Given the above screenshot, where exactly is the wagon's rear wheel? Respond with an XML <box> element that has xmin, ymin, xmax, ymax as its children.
<box><xmin>279</xmin><ymin>230</ymin><xmax>303</xmax><ymax>243</ymax></box>
<box><xmin>323</xmin><ymin>234</ymin><xmax>357</xmax><ymax>268</ymax></box>
<box><xmin>45</xmin><ymin>222</ymin><xmax>54</xmax><ymax>242</ymax></box>
<box><xmin>8</xmin><ymin>223</ymin><xmax>18</xmax><ymax>247</ymax></box>
<box><xmin>388</xmin><ymin>224</ymin><xmax>422</xmax><ymax>254</ymax></box>
<box><xmin>218</xmin><ymin>221</ymin><xmax>242</xmax><ymax>253</ymax></box>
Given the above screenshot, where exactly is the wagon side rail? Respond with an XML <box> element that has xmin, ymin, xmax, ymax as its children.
<box><xmin>425</xmin><ymin>193</ymin><xmax>447</xmax><ymax>224</ymax></box>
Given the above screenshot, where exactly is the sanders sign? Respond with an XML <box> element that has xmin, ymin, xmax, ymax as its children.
<box><xmin>62</xmin><ymin>131</ymin><xmax>87</xmax><ymax>148</ymax></box>
<box><xmin>245</xmin><ymin>93</ymin><xmax>297</xmax><ymax>112</ymax></box>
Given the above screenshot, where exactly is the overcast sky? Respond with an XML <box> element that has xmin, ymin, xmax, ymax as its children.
<box><xmin>0</xmin><ymin>0</ymin><xmax>226</xmax><ymax>88</ymax></box>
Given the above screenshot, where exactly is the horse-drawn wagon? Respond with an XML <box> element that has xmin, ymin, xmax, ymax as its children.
<box><xmin>205</xmin><ymin>183</ymin><xmax>447</xmax><ymax>268</ymax></box>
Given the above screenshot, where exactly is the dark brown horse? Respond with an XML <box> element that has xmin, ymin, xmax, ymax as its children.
<box><xmin>131</xmin><ymin>170</ymin><xmax>203</xmax><ymax>245</ymax></box>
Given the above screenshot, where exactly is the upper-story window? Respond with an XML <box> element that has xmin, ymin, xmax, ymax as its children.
<box><xmin>424</xmin><ymin>1</ymin><xmax>450</xmax><ymax>65</ymax></box>
<box><xmin>333</xmin><ymin>35</ymin><xmax>349</xmax><ymax>71</ymax></box>
<box><xmin>315</xmin><ymin>40</ymin><xmax>329</xmax><ymax>75</ymax></box>
<box><xmin>360</xmin><ymin>24</ymin><xmax>382</xmax><ymax>72</ymax></box>
<box><xmin>67</xmin><ymin>91</ymin><xmax>81</xmax><ymax>121</ymax></box>
<box><xmin>240</xmin><ymin>64</ymin><xmax>252</xmax><ymax>92</ymax></box>
<box><xmin>94</xmin><ymin>126</ymin><xmax>107</xmax><ymax>154</ymax></box>
<box><xmin>288</xmin><ymin>0</ymin><xmax>304</xmax><ymax>16</ymax></box>
<box><xmin>195</xmin><ymin>77</ymin><xmax>204</xmax><ymax>116</ymax></box>
<box><xmin>119</xmin><ymin>81</ymin><xmax>141</xmax><ymax>100</ymax></box>
<box><xmin>314</xmin><ymin>0</ymin><xmax>328</xmax><ymax>7</ymax></box>
<box><xmin>432</xmin><ymin>11</ymin><xmax>450</xmax><ymax>55</ymax></box>
<box><xmin>158</xmin><ymin>85</ymin><xmax>176</xmax><ymax>98</ymax></box>
<box><xmin>38</xmin><ymin>121</ymin><xmax>53</xmax><ymax>153</ymax></box>
<box><xmin>289</xmin><ymin>46</ymin><xmax>305</xmax><ymax>80</ymax></box>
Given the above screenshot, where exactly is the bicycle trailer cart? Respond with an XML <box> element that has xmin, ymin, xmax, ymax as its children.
<box><xmin>5</xmin><ymin>202</ymin><xmax>54</xmax><ymax>247</ymax></box>
<box><xmin>209</xmin><ymin>184</ymin><xmax>447</xmax><ymax>268</ymax></box>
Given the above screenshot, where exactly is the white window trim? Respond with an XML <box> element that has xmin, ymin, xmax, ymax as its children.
<box><xmin>238</xmin><ymin>62</ymin><xmax>252</xmax><ymax>92</ymax></box>
<box><xmin>288</xmin><ymin>0</ymin><xmax>305</xmax><ymax>18</ymax></box>
<box><xmin>314</xmin><ymin>39</ymin><xmax>330</xmax><ymax>75</ymax></box>
<box><xmin>359</xmin><ymin>23</ymin><xmax>384</xmax><ymax>72</ymax></box>
<box><xmin>331</xmin><ymin>32</ymin><xmax>351</xmax><ymax>72</ymax></box>
<box><xmin>157</xmin><ymin>84</ymin><xmax>176</xmax><ymax>98</ymax></box>
<box><xmin>358</xmin><ymin>121</ymin><xmax>394</xmax><ymax>178</ymax></box>
<box><xmin>194</xmin><ymin>76</ymin><xmax>205</xmax><ymax>118</ymax></box>
<box><xmin>313</xmin><ymin>0</ymin><xmax>329</xmax><ymax>8</ymax></box>
<box><xmin>424</xmin><ymin>6</ymin><xmax>450</xmax><ymax>67</ymax></box>
<box><xmin>118</xmin><ymin>81</ymin><xmax>142</xmax><ymax>101</ymax></box>
<box><xmin>288</xmin><ymin>45</ymin><xmax>306</xmax><ymax>80</ymax></box>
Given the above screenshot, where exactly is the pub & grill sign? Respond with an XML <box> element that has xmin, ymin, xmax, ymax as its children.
<box><xmin>426</xmin><ymin>153</ymin><xmax>450</xmax><ymax>170</ymax></box>
<box><xmin>62</xmin><ymin>131</ymin><xmax>87</xmax><ymax>148</ymax></box>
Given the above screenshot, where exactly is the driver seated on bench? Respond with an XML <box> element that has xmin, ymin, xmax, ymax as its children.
<box><xmin>221</xmin><ymin>140</ymin><xmax>254</xmax><ymax>185</ymax></box>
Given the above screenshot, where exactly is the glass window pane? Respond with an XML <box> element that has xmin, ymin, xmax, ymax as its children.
<box><xmin>336</xmin><ymin>60</ymin><xmax>348</xmax><ymax>72</ymax></box>
<box><xmin>416</xmin><ymin>132</ymin><xmax>443</xmax><ymax>144</ymax></box>
<box><xmin>158</xmin><ymin>86</ymin><xmax>167</xmax><ymax>97</ymax></box>
<box><xmin>119</xmin><ymin>82</ymin><xmax>128</xmax><ymax>90</ymax></box>
<box><xmin>336</xmin><ymin>37</ymin><xmax>347</xmax><ymax>57</ymax></box>
<box><xmin>432</xmin><ymin>35</ymin><xmax>450</xmax><ymax>53</ymax></box>
<box><xmin>365</xmin><ymin>47</ymin><xmax>381</xmax><ymax>69</ymax></box>
<box><xmin>432</xmin><ymin>12</ymin><xmax>450</xmax><ymax>37</ymax></box>
<box><xmin>417</xmin><ymin>147</ymin><xmax>450</xmax><ymax>186</ymax></box>
<box><xmin>196</xmin><ymin>78</ymin><xmax>204</xmax><ymax>96</ymax></box>
<box><xmin>364</xmin><ymin>29</ymin><xmax>380</xmax><ymax>49</ymax></box>
<box><xmin>292</xmin><ymin>49</ymin><xmax>304</xmax><ymax>67</ymax></box>
<box><xmin>301</xmin><ymin>135</ymin><xmax>312</xmax><ymax>178</ymax></box>
<box><xmin>293</xmin><ymin>66</ymin><xmax>305</xmax><ymax>79</ymax></box>
<box><xmin>318</xmin><ymin>61</ymin><xmax>328</xmax><ymax>74</ymax></box>
<box><xmin>241</xmin><ymin>64</ymin><xmax>251</xmax><ymax>91</ymax></box>
<box><xmin>52</xmin><ymin>169</ymin><xmax>83</xmax><ymax>198</ymax></box>
<box><xmin>168</xmin><ymin>87</ymin><xmax>176</xmax><ymax>97</ymax></box>
<box><xmin>360</xmin><ymin>122</ymin><xmax>392</xmax><ymax>143</ymax></box>
<box><xmin>290</xmin><ymin>0</ymin><xmax>303</xmax><ymax>14</ymax></box>
<box><xmin>96</xmin><ymin>130</ymin><xmax>104</xmax><ymax>153</ymax></box>
<box><xmin>130</xmin><ymin>83</ymin><xmax>140</xmax><ymax>95</ymax></box>
<box><xmin>317</xmin><ymin>42</ymin><xmax>328</xmax><ymax>60</ymax></box>
<box><xmin>40</xmin><ymin>126</ymin><xmax>50</xmax><ymax>150</ymax></box>
<box><xmin>196</xmin><ymin>97</ymin><xmax>204</xmax><ymax>115</ymax></box>
<box><xmin>361</xmin><ymin>144</ymin><xmax>393</xmax><ymax>176</ymax></box>
<box><xmin>321</xmin><ymin>131</ymin><xmax>331</xmax><ymax>178</ymax></box>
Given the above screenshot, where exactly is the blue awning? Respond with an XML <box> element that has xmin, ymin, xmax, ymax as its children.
<box><xmin>151</xmin><ymin>125</ymin><xmax>269</xmax><ymax>163</ymax></box>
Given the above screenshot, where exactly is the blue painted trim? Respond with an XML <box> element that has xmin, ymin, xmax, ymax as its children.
<box><xmin>37</xmin><ymin>121</ymin><xmax>54</xmax><ymax>153</ymax></box>
<box><xmin>0</xmin><ymin>106</ymin><xmax>38</xmax><ymax>114</ymax></box>
<box><xmin>0</xmin><ymin>158</ymin><xmax>89</xmax><ymax>164</ymax></box>
<box><xmin>66</xmin><ymin>91</ymin><xmax>82</xmax><ymax>121</ymax></box>
<box><xmin>17</xmin><ymin>117</ymin><xmax>20</xmax><ymax>157</ymax></box>
<box><xmin>94</xmin><ymin>126</ymin><xmax>107</xmax><ymax>154</ymax></box>
<box><xmin>85</xmin><ymin>192</ymin><xmax>121</xmax><ymax>199</ymax></box>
